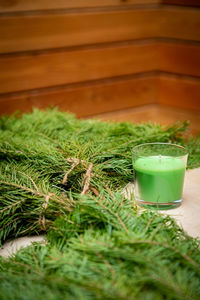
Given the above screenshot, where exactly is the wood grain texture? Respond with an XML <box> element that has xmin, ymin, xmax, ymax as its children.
<box><xmin>1</xmin><ymin>40</ymin><xmax>199</xmax><ymax>94</ymax></box>
<box><xmin>159</xmin><ymin>43</ymin><xmax>200</xmax><ymax>77</ymax></box>
<box><xmin>161</xmin><ymin>8</ymin><xmax>200</xmax><ymax>41</ymax></box>
<box><xmin>1</xmin><ymin>7</ymin><xmax>200</xmax><ymax>54</ymax></box>
<box><xmin>0</xmin><ymin>43</ymin><xmax>157</xmax><ymax>94</ymax></box>
<box><xmin>158</xmin><ymin>75</ymin><xmax>200</xmax><ymax>111</ymax></box>
<box><xmin>0</xmin><ymin>75</ymin><xmax>157</xmax><ymax>117</ymax></box>
<box><xmin>0</xmin><ymin>10</ymin><xmax>159</xmax><ymax>54</ymax></box>
<box><xmin>162</xmin><ymin>0</ymin><xmax>200</xmax><ymax>7</ymax></box>
<box><xmin>0</xmin><ymin>0</ymin><xmax>160</xmax><ymax>12</ymax></box>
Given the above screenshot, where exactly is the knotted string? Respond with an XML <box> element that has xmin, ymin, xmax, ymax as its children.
<box><xmin>39</xmin><ymin>193</ymin><xmax>53</xmax><ymax>231</ymax></box>
<box><xmin>62</xmin><ymin>157</ymin><xmax>93</xmax><ymax>195</ymax></box>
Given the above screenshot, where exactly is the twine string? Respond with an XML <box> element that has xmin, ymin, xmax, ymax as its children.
<box><xmin>62</xmin><ymin>158</ymin><xmax>80</xmax><ymax>184</ymax></box>
<box><xmin>63</xmin><ymin>157</ymin><xmax>93</xmax><ymax>195</ymax></box>
<box><xmin>39</xmin><ymin>157</ymin><xmax>94</xmax><ymax>230</ymax></box>
<box><xmin>39</xmin><ymin>193</ymin><xmax>53</xmax><ymax>231</ymax></box>
<box><xmin>81</xmin><ymin>162</ymin><xmax>93</xmax><ymax>195</ymax></box>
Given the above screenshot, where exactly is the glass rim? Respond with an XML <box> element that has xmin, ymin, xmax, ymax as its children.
<box><xmin>132</xmin><ymin>142</ymin><xmax>188</xmax><ymax>156</ymax></box>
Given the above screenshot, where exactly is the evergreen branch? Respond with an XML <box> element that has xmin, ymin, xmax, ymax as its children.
<box><xmin>89</xmin><ymin>194</ymin><xmax>130</xmax><ymax>234</ymax></box>
<box><xmin>0</xmin><ymin>199</ymin><xmax>25</xmax><ymax>214</ymax></box>
<box><xmin>123</xmin><ymin>240</ymin><xmax>200</xmax><ymax>273</ymax></box>
<box><xmin>17</xmin><ymin>170</ymin><xmax>39</xmax><ymax>192</ymax></box>
<box><xmin>0</xmin><ymin>181</ymin><xmax>39</xmax><ymax>195</ymax></box>
<box><xmin>0</xmin><ymin>109</ymin><xmax>200</xmax><ymax>300</ymax></box>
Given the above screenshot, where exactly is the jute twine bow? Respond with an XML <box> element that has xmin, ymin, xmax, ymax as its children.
<box><xmin>39</xmin><ymin>157</ymin><xmax>93</xmax><ymax>230</ymax></box>
<box><xmin>63</xmin><ymin>157</ymin><xmax>93</xmax><ymax>195</ymax></box>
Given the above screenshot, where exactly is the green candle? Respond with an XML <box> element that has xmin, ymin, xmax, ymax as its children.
<box><xmin>133</xmin><ymin>156</ymin><xmax>186</xmax><ymax>206</ymax></box>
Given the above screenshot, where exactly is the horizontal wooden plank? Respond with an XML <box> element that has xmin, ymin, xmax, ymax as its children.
<box><xmin>0</xmin><ymin>43</ymin><xmax>157</xmax><ymax>94</ymax></box>
<box><xmin>0</xmin><ymin>10</ymin><xmax>159</xmax><ymax>54</ymax></box>
<box><xmin>162</xmin><ymin>0</ymin><xmax>200</xmax><ymax>7</ymax></box>
<box><xmin>1</xmin><ymin>40</ymin><xmax>199</xmax><ymax>94</ymax></box>
<box><xmin>161</xmin><ymin>8</ymin><xmax>200</xmax><ymax>41</ymax></box>
<box><xmin>159</xmin><ymin>43</ymin><xmax>200</xmax><ymax>77</ymax></box>
<box><xmin>0</xmin><ymin>75</ymin><xmax>157</xmax><ymax>117</ymax></box>
<box><xmin>1</xmin><ymin>7</ymin><xmax>199</xmax><ymax>54</ymax></box>
<box><xmin>0</xmin><ymin>0</ymin><xmax>160</xmax><ymax>13</ymax></box>
<box><xmin>158</xmin><ymin>75</ymin><xmax>200</xmax><ymax>111</ymax></box>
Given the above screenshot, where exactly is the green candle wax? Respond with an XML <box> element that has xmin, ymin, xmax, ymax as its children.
<box><xmin>133</xmin><ymin>156</ymin><xmax>185</xmax><ymax>204</ymax></box>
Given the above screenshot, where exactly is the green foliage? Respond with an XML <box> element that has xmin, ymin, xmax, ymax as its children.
<box><xmin>1</xmin><ymin>193</ymin><xmax>200</xmax><ymax>300</ymax></box>
<box><xmin>0</xmin><ymin>109</ymin><xmax>200</xmax><ymax>299</ymax></box>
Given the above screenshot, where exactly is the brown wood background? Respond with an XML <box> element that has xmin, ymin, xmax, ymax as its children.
<box><xmin>0</xmin><ymin>0</ymin><xmax>199</xmax><ymax>132</ymax></box>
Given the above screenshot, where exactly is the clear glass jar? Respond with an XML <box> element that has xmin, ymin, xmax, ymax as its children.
<box><xmin>132</xmin><ymin>143</ymin><xmax>188</xmax><ymax>210</ymax></box>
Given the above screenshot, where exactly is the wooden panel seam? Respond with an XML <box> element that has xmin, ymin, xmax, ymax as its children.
<box><xmin>0</xmin><ymin>0</ymin><xmax>161</xmax><ymax>13</ymax></box>
<box><xmin>161</xmin><ymin>0</ymin><xmax>200</xmax><ymax>7</ymax></box>
<box><xmin>0</xmin><ymin>43</ymin><xmax>158</xmax><ymax>94</ymax></box>
<box><xmin>1</xmin><ymin>41</ymin><xmax>200</xmax><ymax>94</ymax></box>
<box><xmin>0</xmin><ymin>8</ymin><xmax>200</xmax><ymax>54</ymax></box>
<box><xmin>0</xmin><ymin>75</ymin><xmax>157</xmax><ymax>117</ymax></box>
<box><xmin>0</xmin><ymin>9</ymin><xmax>160</xmax><ymax>54</ymax></box>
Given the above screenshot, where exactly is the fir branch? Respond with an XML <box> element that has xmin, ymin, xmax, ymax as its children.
<box><xmin>0</xmin><ymin>199</ymin><xmax>25</xmax><ymax>214</ymax></box>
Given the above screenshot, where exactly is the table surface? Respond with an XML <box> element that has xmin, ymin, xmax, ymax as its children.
<box><xmin>1</xmin><ymin>168</ymin><xmax>200</xmax><ymax>257</ymax></box>
<box><xmin>161</xmin><ymin>167</ymin><xmax>200</xmax><ymax>239</ymax></box>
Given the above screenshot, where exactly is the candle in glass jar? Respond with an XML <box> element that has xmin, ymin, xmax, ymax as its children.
<box><xmin>133</xmin><ymin>155</ymin><xmax>185</xmax><ymax>204</ymax></box>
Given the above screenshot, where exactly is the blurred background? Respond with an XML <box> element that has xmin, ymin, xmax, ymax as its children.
<box><xmin>0</xmin><ymin>0</ymin><xmax>199</xmax><ymax>134</ymax></box>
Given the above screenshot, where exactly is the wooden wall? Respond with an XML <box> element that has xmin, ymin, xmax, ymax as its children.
<box><xmin>0</xmin><ymin>0</ymin><xmax>158</xmax><ymax>116</ymax></box>
<box><xmin>0</xmin><ymin>0</ymin><xmax>199</xmax><ymax>129</ymax></box>
<box><xmin>158</xmin><ymin>0</ymin><xmax>200</xmax><ymax>117</ymax></box>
